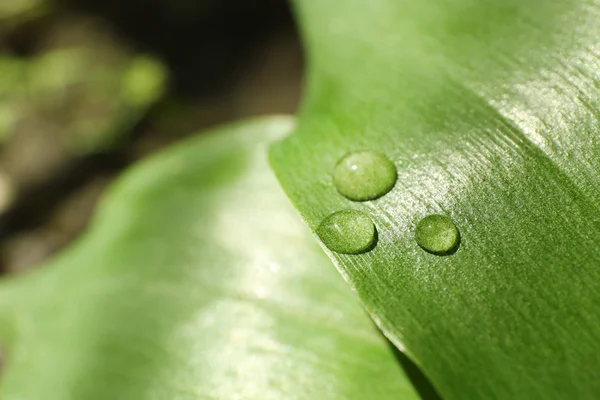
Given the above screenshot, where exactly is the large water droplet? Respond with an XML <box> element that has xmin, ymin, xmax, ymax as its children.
<box><xmin>333</xmin><ymin>151</ymin><xmax>397</xmax><ymax>201</ymax></box>
<box><xmin>317</xmin><ymin>210</ymin><xmax>377</xmax><ymax>254</ymax></box>
<box><xmin>415</xmin><ymin>214</ymin><xmax>460</xmax><ymax>255</ymax></box>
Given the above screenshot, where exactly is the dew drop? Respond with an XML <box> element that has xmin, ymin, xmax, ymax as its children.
<box><xmin>317</xmin><ymin>210</ymin><xmax>377</xmax><ymax>255</ymax></box>
<box><xmin>415</xmin><ymin>214</ymin><xmax>460</xmax><ymax>255</ymax></box>
<box><xmin>333</xmin><ymin>151</ymin><xmax>397</xmax><ymax>201</ymax></box>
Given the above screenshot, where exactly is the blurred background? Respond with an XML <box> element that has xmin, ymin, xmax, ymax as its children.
<box><xmin>0</xmin><ymin>0</ymin><xmax>304</xmax><ymax>273</ymax></box>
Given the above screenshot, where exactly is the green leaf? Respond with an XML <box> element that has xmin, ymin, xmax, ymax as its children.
<box><xmin>270</xmin><ymin>1</ymin><xmax>600</xmax><ymax>399</ymax></box>
<box><xmin>0</xmin><ymin>19</ymin><xmax>167</xmax><ymax>152</ymax></box>
<box><xmin>0</xmin><ymin>117</ymin><xmax>420</xmax><ymax>399</ymax></box>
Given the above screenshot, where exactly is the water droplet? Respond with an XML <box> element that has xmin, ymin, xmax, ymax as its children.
<box><xmin>415</xmin><ymin>214</ymin><xmax>460</xmax><ymax>255</ymax></box>
<box><xmin>333</xmin><ymin>151</ymin><xmax>397</xmax><ymax>201</ymax></box>
<box><xmin>317</xmin><ymin>210</ymin><xmax>377</xmax><ymax>254</ymax></box>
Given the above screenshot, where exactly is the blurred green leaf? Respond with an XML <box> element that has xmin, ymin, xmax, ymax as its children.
<box><xmin>0</xmin><ymin>18</ymin><xmax>167</xmax><ymax>152</ymax></box>
<box><xmin>0</xmin><ymin>57</ymin><xmax>26</xmax><ymax>141</ymax></box>
<box><xmin>0</xmin><ymin>117</ymin><xmax>420</xmax><ymax>399</ymax></box>
<box><xmin>270</xmin><ymin>0</ymin><xmax>600</xmax><ymax>399</ymax></box>
<box><xmin>0</xmin><ymin>0</ymin><xmax>47</xmax><ymax>29</ymax></box>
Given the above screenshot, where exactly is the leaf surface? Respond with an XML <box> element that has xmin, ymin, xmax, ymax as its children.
<box><xmin>0</xmin><ymin>117</ymin><xmax>419</xmax><ymax>399</ymax></box>
<box><xmin>270</xmin><ymin>1</ymin><xmax>600</xmax><ymax>399</ymax></box>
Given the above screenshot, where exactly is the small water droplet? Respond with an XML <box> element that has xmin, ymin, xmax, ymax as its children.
<box><xmin>415</xmin><ymin>214</ymin><xmax>460</xmax><ymax>255</ymax></box>
<box><xmin>333</xmin><ymin>151</ymin><xmax>397</xmax><ymax>201</ymax></box>
<box><xmin>317</xmin><ymin>210</ymin><xmax>377</xmax><ymax>254</ymax></box>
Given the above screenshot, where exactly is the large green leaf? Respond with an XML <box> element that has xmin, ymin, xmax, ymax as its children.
<box><xmin>271</xmin><ymin>1</ymin><xmax>600</xmax><ymax>399</ymax></box>
<box><xmin>0</xmin><ymin>117</ymin><xmax>421</xmax><ymax>399</ymax></box>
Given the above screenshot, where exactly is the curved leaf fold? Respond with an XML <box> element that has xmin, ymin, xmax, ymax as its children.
<box><xmin>0</xmin><ymin>117</ymin><xmax>419</xmax><ymax>400</ymax></box>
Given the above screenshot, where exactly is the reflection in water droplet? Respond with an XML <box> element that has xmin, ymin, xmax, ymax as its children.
<box><xmin>333</xmin><ymin>151</ymin><xmax>397</xmax><ymax>201</ymax></box>
<box><xmin>415</xmin><ymin>214</ymin><xmax>460</xmax><ymax>255</ymax></box>
<box><xmin>317</xmin><ymin>210</ymin><xmax>377</xmax><ymax>255</ymax></box>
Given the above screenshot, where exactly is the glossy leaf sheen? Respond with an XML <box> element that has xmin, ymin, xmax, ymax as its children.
<box><xmin>271</xmin><ymin>1</ymin><xmax>600</xmax><ymax>399</ymax></box>
<box><xmin>0</xmin><ymin>118</ymin><xmax>419</xmax><ymax>399</ymax></box>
